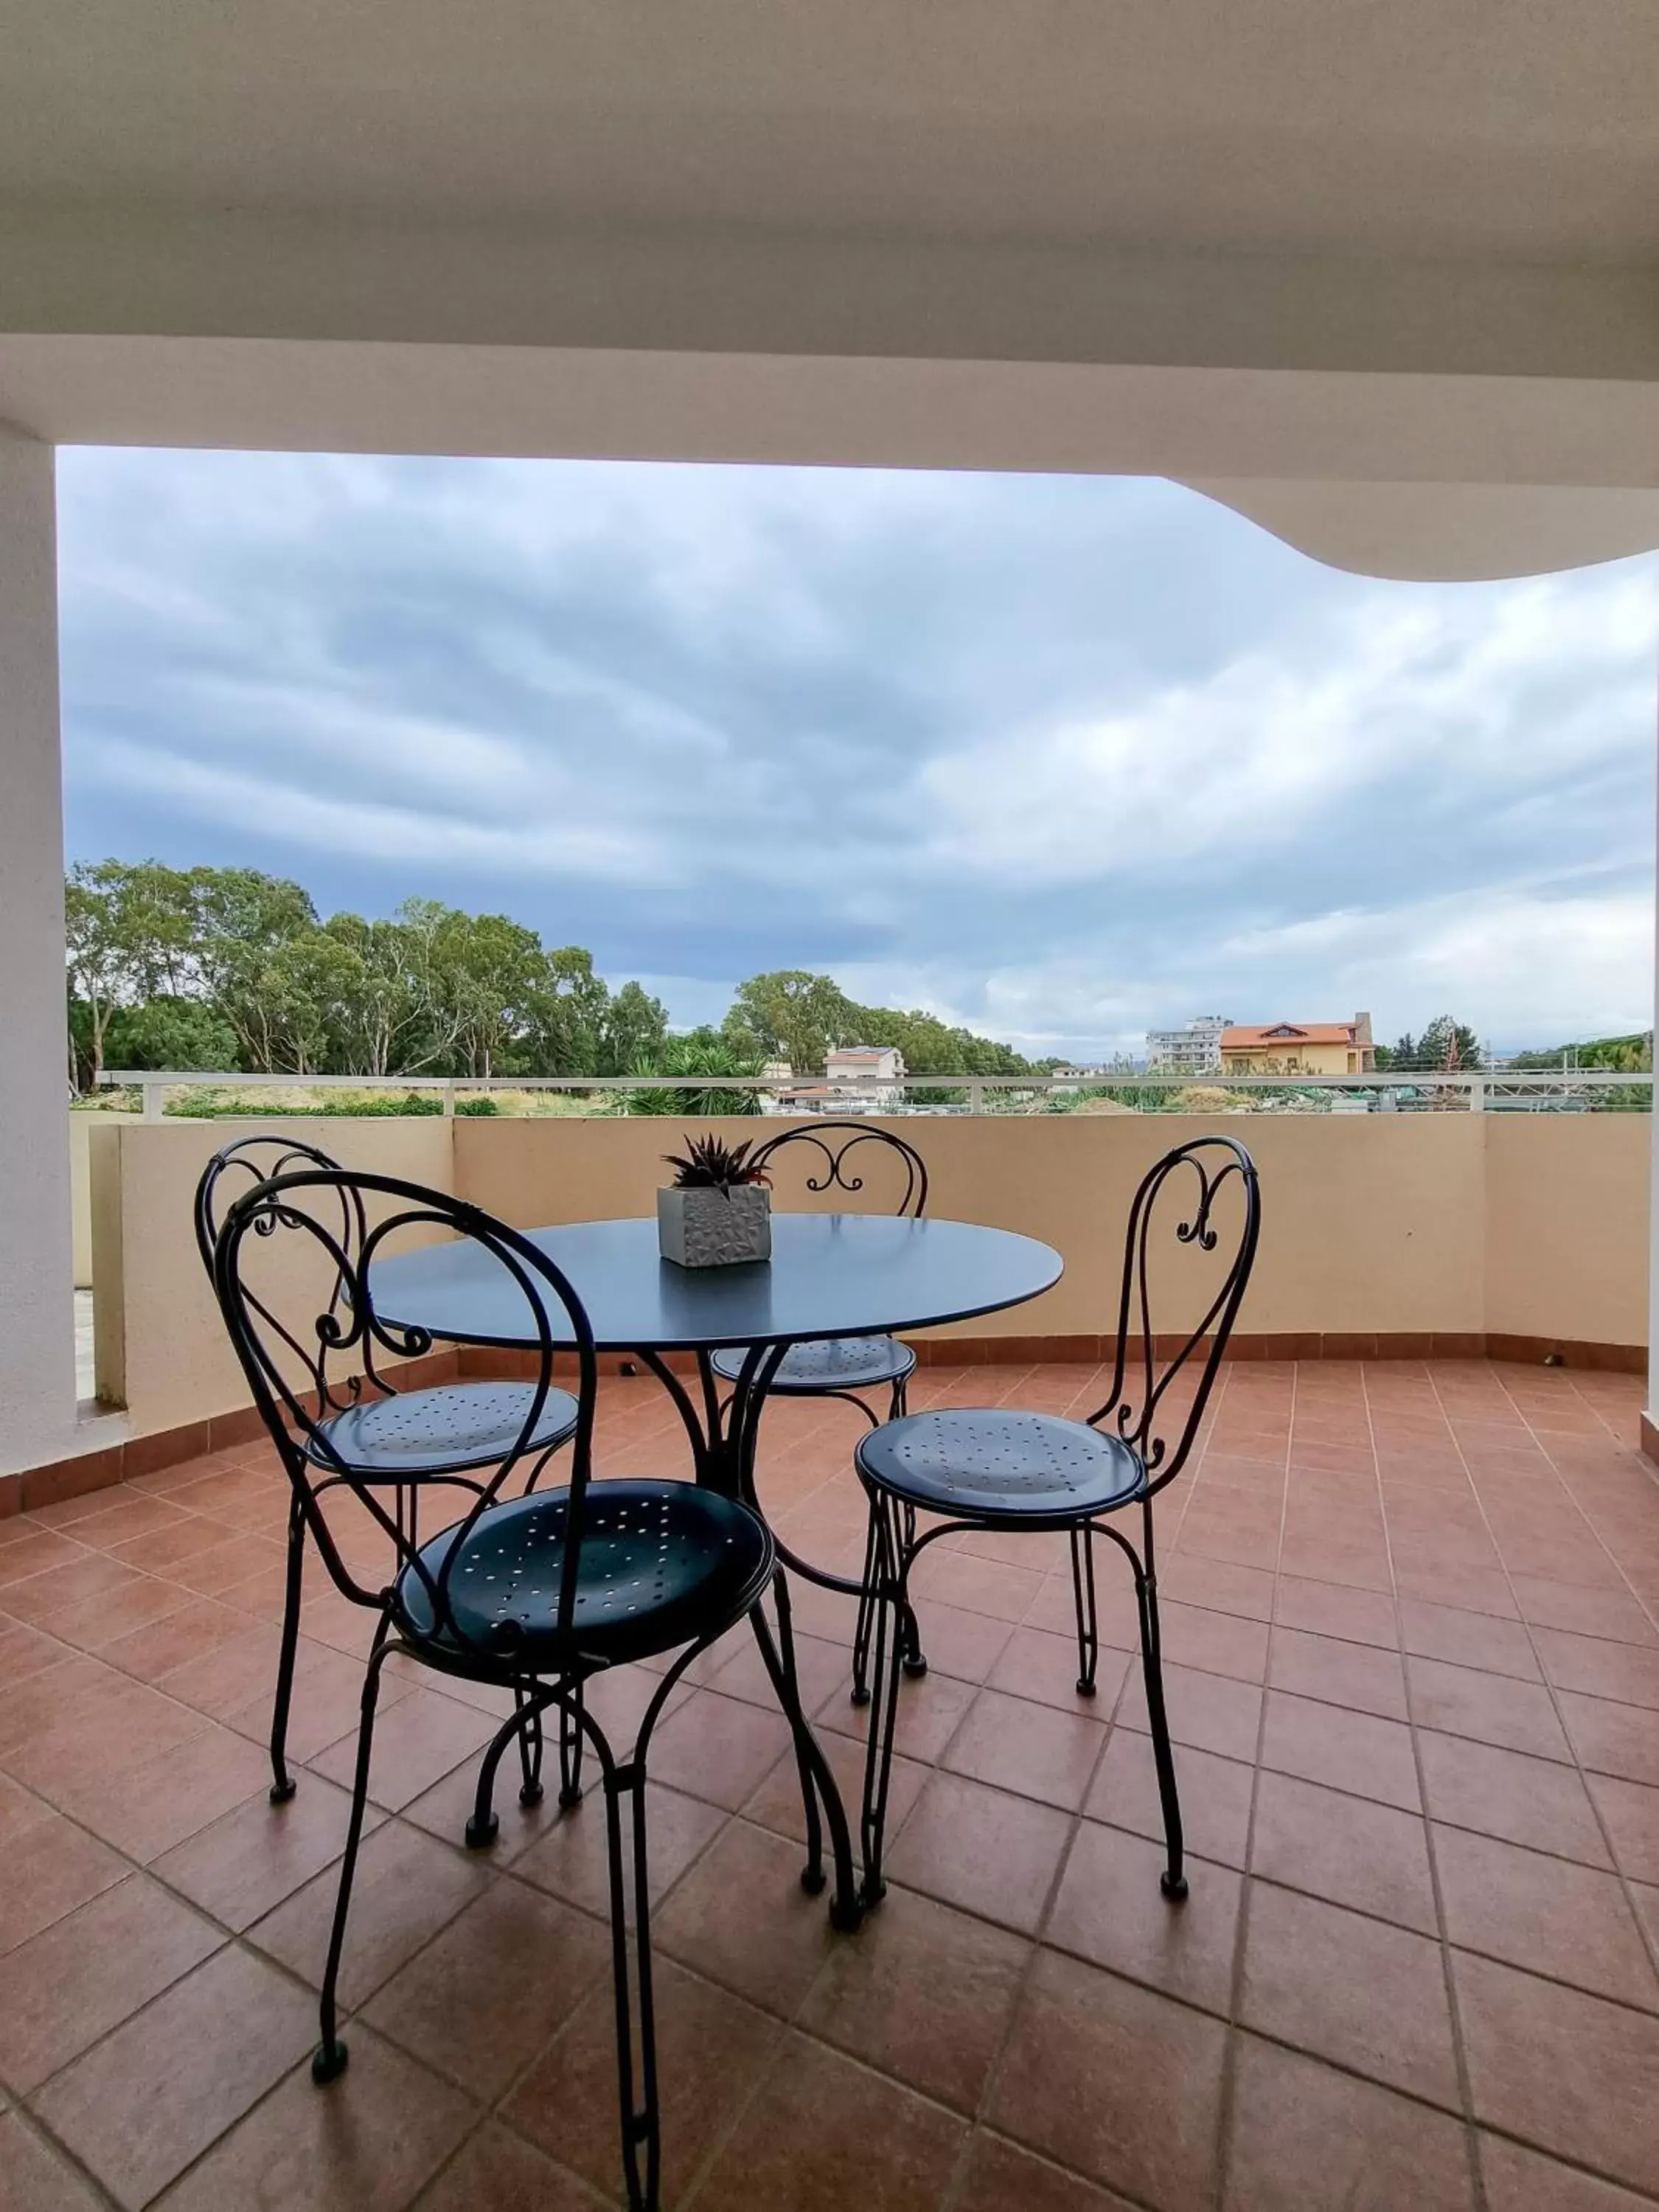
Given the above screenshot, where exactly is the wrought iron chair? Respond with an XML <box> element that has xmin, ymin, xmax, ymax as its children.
<box><xmin>707</xmin><ymin>1119</ymin><xmax>928</xmax><ymax>1701</ymax></box>
<box><xmin>194</xmin><ymin>1137</ymin><xmax>580</xmax><ymax>1804</ymax></box>
<box><xmin>209</xmin><ymin>1168</ymin><xmax>844</xmax><ymax>2212</ymax></box>
<box><xmin>853</xmin><ymin>1136</ymin><xmax>1260</xmax><ymax>1907</ymax></box>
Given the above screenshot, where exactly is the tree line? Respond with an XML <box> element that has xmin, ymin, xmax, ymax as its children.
<box><xmin>64</xmin><ymin>861</ymin><xmax>1041</xmax><ymax>1092</ymax></box>
<box><xmin>719</xmin><ymin>969</ymin><xmax>1043</xmax><ymax>1081</ymax></box>
<box><xmin>1373</xmin><ymin>1015</ymin><xmax>1484</xmax><ymax>1072</ymax></box>
<box><xmin>65</xmin><ymin>860</ymin><xmax>670</xmax><ymax>1089</ymax></box>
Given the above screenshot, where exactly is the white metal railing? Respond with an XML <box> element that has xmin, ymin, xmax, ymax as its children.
<box><xmin>94</xmin><ymin>1068</ymin><xmax>1653</xmax><ymax>1119</ymax></box>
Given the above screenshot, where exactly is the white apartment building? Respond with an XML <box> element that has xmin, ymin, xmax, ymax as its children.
<box><xmin>1146</xmin><ymin>1016</ymin><xmax>1234</xmax><ymax>1074</ymax></box>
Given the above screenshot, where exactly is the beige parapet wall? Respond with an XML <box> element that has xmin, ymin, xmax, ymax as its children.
<box><xmin>69</xmin><ymin>1111</ymin><xmax>93</xmax><ymax>1289</ymax></box>
<box><xmin>88</xmin><ymin>1117</ymin><xmax>457</xmax><ymax>1436</ymax></box>
<box><xmin>457</xmin><ymin>1110</ymin><xmax>1649</xmax><ymax>1349</ymax></box>
<box><xmin>88</xmin><ymin>1110</ymin><xmax>1649</xmax><ymax>1444</ymax></box>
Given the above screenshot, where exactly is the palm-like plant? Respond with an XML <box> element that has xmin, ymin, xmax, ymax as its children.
<box><xmin>663</xmin><ymin>1134</ymin><xmax>768</xmax><ymax>1190</ymax></box>
<box><xmin>625</xmin><ymin>1032</ymin><xmax>765</xmax><ymax>1116</ymax></box>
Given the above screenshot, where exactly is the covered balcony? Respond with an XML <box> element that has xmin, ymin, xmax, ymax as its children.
<box><xmin>4</xmin><ymin>1</ymin><xmax>1659</xmax><ymax>2207</ymax></box>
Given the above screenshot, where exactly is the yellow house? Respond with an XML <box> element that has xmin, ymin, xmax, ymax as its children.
<box><xmin>1220</xmin><ymin>1014</ymin><xmax>1375</xmax><ymax>1077</ymax></box>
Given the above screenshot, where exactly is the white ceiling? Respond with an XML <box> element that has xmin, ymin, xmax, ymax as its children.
<box><xmin>6</xmin><ymin>0</ymin><xmax>1658</xmax><ymax>261</ymax></box>
<box><xmin>3</xmin><ymin>0</ymin><xmax>1658</xmax><ymax>577</ymax></box>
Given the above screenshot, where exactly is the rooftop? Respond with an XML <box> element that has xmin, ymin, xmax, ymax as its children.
<box><xmin>1221</xmin><ymin>1023</ymin><xmax>1363</xmax><ymax>1049</ymax></box>
<box><xmin>3</xmin><ymin>1354</ymin><xmax>1656</xmax><ymax>2208</ymax></box>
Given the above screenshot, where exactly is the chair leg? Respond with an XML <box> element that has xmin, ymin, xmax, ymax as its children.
<box><xmin>899</xmin><ymin>1502</ymin><xmax>927</xmax><ymax>1677</ymax></box>
<box><xmin>602</xmin><ymin>1756</ymin><xmax>662</xmax><ymax>2212</ymax></box>
<box><xmin>850</xmin><ymin>1495</ymin><xmax>881</xmax><ymax>1706</ymax></box>
<box><xmin>751</xmin><ymin>1573</ymin><xmax>861</xmax><ymax>1930</ymax></box>
<box><xmin>1070</xmin><ymin>1523</ymin><xmax>1100</xmax><ymax>1696</ymax></box>
<box><xmin>557</xmin><ymin>1678</ymin><xmax>584</xmax><ymax>1808</ymax></box>
<box><xmin>465</xmin><ymin>1686</ymin><xmax>557</xmax><ymax>1848</ymax></box>
<box><xmin>311</xmin><ymin>1638</ymin><xmax>389</xmax><ymax>2083</ymax></box>
<box><xmin>268</xmin><ymin>1491</ymin><xmax>306</xmax><ymax>1804</ymax></box>
<box><xmin>1135</xmin><ymin>1565</ymin><xmax>1188</xmax><ymax>1902</ymax></box>
<box><xmin>516</xmin><ymin>1683</ymin><xmax>547</xmax><ymax>1808</ymax></box>
<box><xmin>858</xmin><ymin>1490</ymin><xmax>908</xmax><ymax>1907</ymax></box>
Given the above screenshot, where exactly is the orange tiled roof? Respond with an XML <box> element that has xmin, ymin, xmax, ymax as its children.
<box><xmin>1220</xmin><ymin>1023</ymin><xmax>1357</xmax><ymax>1049</ymax></box>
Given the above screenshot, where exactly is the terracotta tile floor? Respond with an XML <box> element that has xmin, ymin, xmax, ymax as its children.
<box><xmin>2</xmin><ymin>1357</ymin><xmax>1658</xmax><ymax>2209</ymax></box>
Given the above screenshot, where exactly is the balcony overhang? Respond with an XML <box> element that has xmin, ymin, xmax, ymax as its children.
<box><xmin>2</xmin><ymin>0</ymin><xmax>1658</xmax><ymax>577</ymax></box>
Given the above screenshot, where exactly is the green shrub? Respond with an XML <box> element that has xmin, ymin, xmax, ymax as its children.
<box><xmin>454</xmin><ymin>1096</ymin><xmax>501</xmax><ymax>1116</ymax></box>
<box><xmin>314</xmin><ymin>1093</ymin><xmax>443</xmax><ymax>1116</ymax></box>
<box><xmin>164</xmin><ymin>1091</ymin><xmax>445</xmax><ymax>1119</ymax></box>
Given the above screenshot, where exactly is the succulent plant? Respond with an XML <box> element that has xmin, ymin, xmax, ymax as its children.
<box><xmin>663</xmin><ymin>1133</ymin><xmax>769</xmax><ymax>1192</ymax></box>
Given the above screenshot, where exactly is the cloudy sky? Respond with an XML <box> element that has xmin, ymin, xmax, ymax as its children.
<box><xmin>57</xmin><ymin>449</ymin><xmax>1657</xmax><ymax>1060</ymax></box>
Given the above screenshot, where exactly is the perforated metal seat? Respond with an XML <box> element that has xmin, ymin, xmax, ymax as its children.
<box><xmin>310</xmin><ymin>1381</ymin><xmax>580</xmax><ymax>1478</ymax></box>
<box><xmin>856</xmin><ymin>1408</ymin><xmax>1146</xmax><ymax>1523</ymax></box>
<box><xmin>709</xmin><ymin>1334</ymin><xmax>917</xmax><ymax>1393</ymax></box>
<box><xmin>395</xmin><ymin>1478</ymin><xmax>774</xmax><ymax>1669</ymax></box>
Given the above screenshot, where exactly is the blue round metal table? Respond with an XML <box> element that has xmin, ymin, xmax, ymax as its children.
<box><xmin>372</xmin><ymin>1211</ymin><xmax>1062</xmax><ymax>1916</ymax></box>
<box><xmin>370</xmin><ymin>1212</ymin><xmax>1061</xmax><ymax>1547</ymax></box>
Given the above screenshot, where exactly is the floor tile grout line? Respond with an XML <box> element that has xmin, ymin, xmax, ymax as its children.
<box><xmin>1211</xmin><ymin>1354</ymin><xmax>1295</xmax><ymax>2212</ymax></box>
<box><xmin>9</xmin><ymin>1366</ymin><xmax>1659</xmax><ymax>2211</ymax></box>
<box><xmin>415</xmin><ymin>2110</ymin><xmax>615</xmax><ymax>2212</ymax></box>
<box><xmin>507</xmin><ymin>1380</ymin><xmax>1655</xmax><ymax>2194</ymax></box>
<box><xmin>5</xmin><ymin>1565</ymin><xmax>1644</xmax><ymax>1958</ymax></box>
<box><xmin>949</xmin><ymin>1393</ymin><xmax>1151</xmax><ymax>2188</ymax></box>
<box><xmin>1494</xmin><ymin>1374</ymin><xmax>1659</xmax><ymax>1647</ymax></box>
<box><xmin>1573</xmin><ymin>1371</ymin><xmax>1652</xmax><ymax>1460</ymax></box>
<box><xmin>16</xmin><ymin>1725</ymin><xmax>647</xmax><ymax>2208</ymax></box>
<box><xmin>1422</xmin><ymin>1363</ymin><xmax>1659</xmax><ymax>1997</ymax></box>
<box><xmin>1362</xmin><ymin>1360</ymin><xmax>1489</xmax><ymax>2212</ymax></box>
<box><xmin>1</xmin><ymin>2091</ymin><xmax>128</xmax><ymax>2211</ymax></box>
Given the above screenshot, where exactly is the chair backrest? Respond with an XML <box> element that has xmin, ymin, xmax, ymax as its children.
<box><xmin>194</xmin><ymin>1133</ymin><xmax>352</xmax><ymax>1275</ymax></box>
<box><xmin>209</xmin><ymin>1167</ymin><xmax>599</xmax><ymax>1660</ymax></box>
<box><xmin>748</xmin><ymin>1119</ymin><xmax>928</xmax><ymax>1217</ymax></box>
<box><xmin>1088</xmin><ymin>1136</ymin><xmax>1260</xmax><ymax>1492</ymax></box>
<box><xmin>195</xmin><ymin>1134</ymin><xmax>378</xmax><ymax>1422</ymax></box>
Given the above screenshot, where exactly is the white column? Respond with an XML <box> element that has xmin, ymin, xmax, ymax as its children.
<box><xmin>0</xmin><ymin>423</ymin><xmax>77</xmax><ymax>1476</ymax></box>
<box><xmin>1649</xmin><ymin>653</ymin><xmax>1659</xmax><ymax>1461</ymax></box>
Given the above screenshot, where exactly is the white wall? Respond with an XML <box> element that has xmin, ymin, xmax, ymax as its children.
<box><xmin>0</xmin><ymin>424</ymin><xmax>77</xmax><ymax>1475</ymax></box>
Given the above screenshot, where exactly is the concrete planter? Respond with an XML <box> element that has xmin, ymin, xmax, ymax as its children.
<box><xmin>656</xmin><ymin>1183</ymin><xmax>772</xmax><ymax>1268</ymax></box>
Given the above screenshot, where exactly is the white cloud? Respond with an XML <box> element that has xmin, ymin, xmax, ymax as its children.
<box><xmin>911</xmin><ymin>567</ymin><xmax>1658</xmax><ymax>888</ymax></box>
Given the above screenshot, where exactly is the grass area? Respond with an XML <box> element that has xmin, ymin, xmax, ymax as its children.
<box><xmin>74</xmin><ymin>1085</ymin><xmax>616</xmax><ymax>1118</ymax></box>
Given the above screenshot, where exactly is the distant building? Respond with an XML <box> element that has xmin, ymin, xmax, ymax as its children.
<box><xmin>824</xmin><ymin>1044</ymin><xmax>905</xmax><ymax>1105</ymax></box>
<box><xmin>1146</xmin><ymin>1016</ymin><xmax>1232</xmax><ymax>1074</ymax></box>
<box><xmin>1220</xmin><ymin>1013</ymin><xmax>1375</xmax><ymax>1076</ymax></box>
<box><xmin>1052</xmin><ymin>1057</ymin><xmax>1141</xmax><ymax>1092</ymax></box>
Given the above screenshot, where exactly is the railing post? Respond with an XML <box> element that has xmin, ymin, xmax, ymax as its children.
<box><xmin>142</xmin><ymin>1081</ymin><xmax>164</xmax><ymax>1122</ymax></box>
<box><xmin>968</xmin><ymin>1080</ymin><xmax>984</xmax><ymax>1113</ymax></box>
<box><xmin>442</xmin><ymin>1080</ymin><xmax>456</xmax><ymax>1119</ymax></box>
<box><xmin>1467</xmin><ymin>1077</ymin><xmax>1486</xmax><ymax>1113</ymax></box>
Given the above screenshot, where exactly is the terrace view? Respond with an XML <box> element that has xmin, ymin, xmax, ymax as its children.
<box><xmin>6</xmin><ymin>4</ymin><xmax>1659</xmax><ymax>2211</ymax></box>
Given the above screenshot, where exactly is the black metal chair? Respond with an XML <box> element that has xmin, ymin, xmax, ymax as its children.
<box><xmin>209</xmin><ymin>1168</ymin><xmax>844</xmax><ymax>2212</ymax></box>
<box><xmin>194</xmin><ymin>1137</ymin><xmax>580</xmax><ymax>1804</ymax></box>
<box><xmin>708</xmin><ymin>1119</ymin><xmax>928</xmax><ymax>1700</ymax></box>
<box><xmin>852</xmin><ymin>1136</ymin><xmax>1261</xmax><ymax>1907</ymax></box>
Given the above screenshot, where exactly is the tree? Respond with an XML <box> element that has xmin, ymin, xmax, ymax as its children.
<box><xmin>429</xmin><ymin>910</ymin><xmax>549</xmax><ymax>1079</ymax></box>
<box><xmin>1413</xmin><ymin>1015</ymin><xmax>1484</xmax><ymax>1072</ymax></box>
<box><xmin>63</xmin><ymin>860</ymin><xmax>198</xmax><ymax>1087</ymax></box>
<box><xmin>721</xmin><ymin>968</ymin><xmax>1031</xmax><ymax>1079</ymax></box>
<box><xmin>1509</xmin><ymin>1032</ymin><xmax>1653</xmax><ymax>1073</ymax></box>
<box><xmin>599</xmin><ymin>980</ymin><xmax>669</xmax><ymax>1076</ymax></box>
<box><xmin>321</xmin><ymin>907</ymin><xmax>465</xmax><ymax>1077</ymax></box>
<box><xmin>526</xmin><ymin>946</ymin><xmax>613</xmax><ymax>1075</ymax></box>
<box><xmin>187</xmin><ymin>866</ymin><xmax>322</xmax><ymax>1071</ymax></box>
<box><xmin>107</xmin><ymin>995</ymin><xmax>240</xmax><ymax>1074</ymax></box>
<box><xmin>723</xmin><ymin>970</ymin><xmax>860</xmax><ymax>1073</ymax></box>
